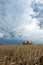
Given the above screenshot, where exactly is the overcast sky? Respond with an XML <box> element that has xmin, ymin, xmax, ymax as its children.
<box><xmin>0</xmin><ymin>0</ymin><xmax>43</xmax><ymax>44</ymax></box>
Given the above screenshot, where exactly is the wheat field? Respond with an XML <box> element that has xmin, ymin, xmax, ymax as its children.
<box><xmin>0</xmin><ymin>45</ymin><xmax>43</xmax><ymax>65</ymax></box>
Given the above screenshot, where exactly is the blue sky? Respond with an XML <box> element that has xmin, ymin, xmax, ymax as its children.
<box><xmin>0</xmin><ymin>0</ymin><xmax>43</xmax><ymax>44</ymax></box>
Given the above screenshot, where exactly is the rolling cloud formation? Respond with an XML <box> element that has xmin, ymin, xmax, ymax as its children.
<box><xmin>0</xmin><ymin>0</ymin><xmax>43</xmax><ymax>43</ymax></box>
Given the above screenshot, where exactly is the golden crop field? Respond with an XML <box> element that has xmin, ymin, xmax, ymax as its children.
<box><xmin>0</xmin><ymin>45</ymin><xmax>43</xmax><ymax>65</ymax></box>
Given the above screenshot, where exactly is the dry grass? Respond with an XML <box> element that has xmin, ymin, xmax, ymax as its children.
<box><xmin>0</xmin><ymin>45</ymin><xmax>43</xmax><ymax>65</ymax></box>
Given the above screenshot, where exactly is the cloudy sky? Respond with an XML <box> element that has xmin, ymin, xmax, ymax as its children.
<box><xmin>0</xmin><ymin>0</ymin><xmax>43</xmax><ymax>44</ymax></box>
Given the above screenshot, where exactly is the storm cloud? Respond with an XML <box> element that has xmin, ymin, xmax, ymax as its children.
<box><xmin>0</xmin><ymin>0</ymin><xmax>43</xmax><ymax>44</ymax></box>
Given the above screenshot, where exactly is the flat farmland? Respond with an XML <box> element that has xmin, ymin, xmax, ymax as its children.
<box><xmin>0</xmin><ymin>45</ymin><xmax>43</xmax><ymax>65</ymax></box>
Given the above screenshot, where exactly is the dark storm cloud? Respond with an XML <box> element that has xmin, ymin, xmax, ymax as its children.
<box><xmin>31</xmin><ymin>1</ymin><xmax>43</xmax><ymax>29</ymax></box>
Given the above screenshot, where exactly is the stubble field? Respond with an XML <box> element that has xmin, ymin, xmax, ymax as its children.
<box><xmin>0</xmin><ymin>45</ymin><xmax>43</xmax><ymax>65</ymax></box>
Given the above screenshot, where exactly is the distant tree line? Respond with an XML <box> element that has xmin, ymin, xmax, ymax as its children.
<box><xmin>23</xmin><ymin>41</ymin><xmax>32</xmax><ymax>45</ymax></box>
